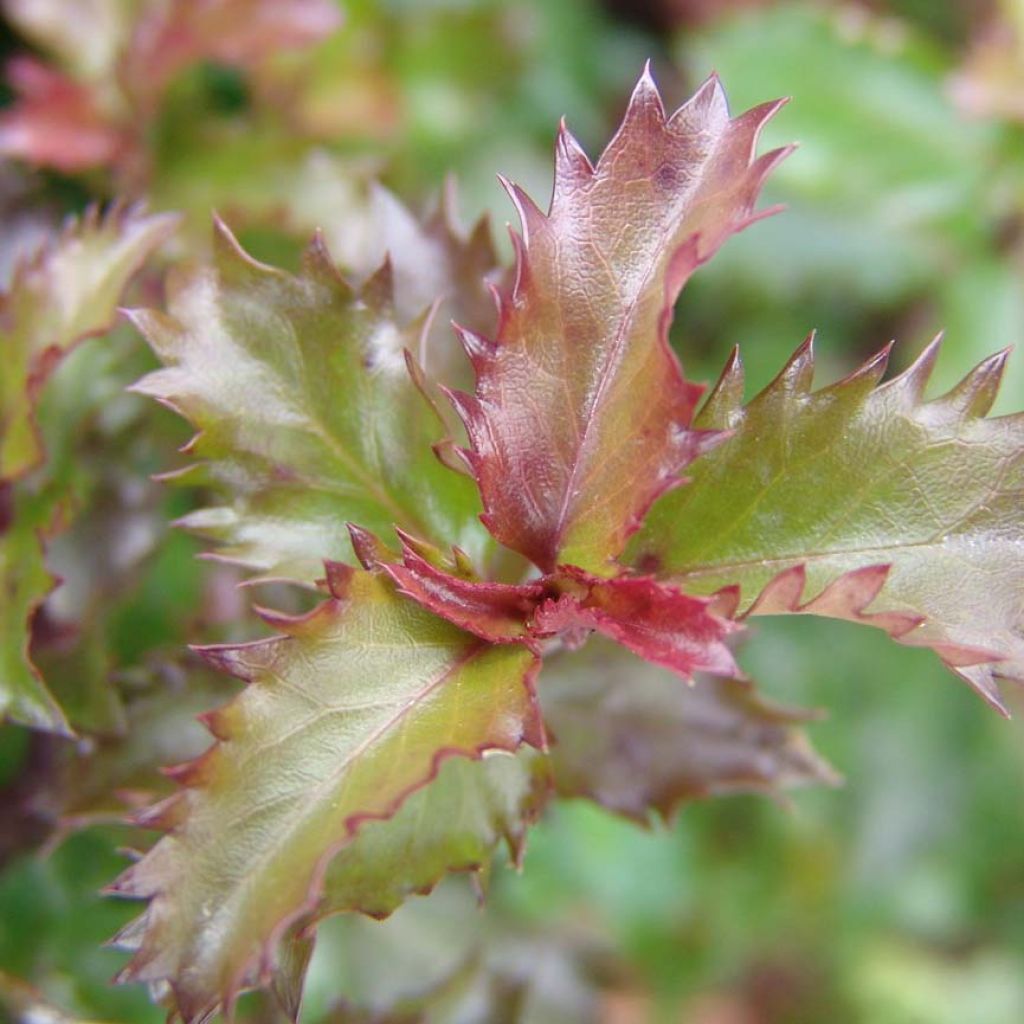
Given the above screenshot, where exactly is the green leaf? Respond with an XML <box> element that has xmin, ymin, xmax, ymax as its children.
<box><xmin>314</xmin><ymin>748</ymin><xmax>550</xmax><ymax>921</ymax></box>
<box><xmin>0</xmin><ymin>485</ymin><xmax>69</xmax><ymax>734</ymax></box>
<box><xmin>110</xmin><ymin>568</ymin><xmax>542</xmax><ymax>1022</ymax></box>
<box><xmin>541</xmin><ymin>636</ymin><xmax>836</xmax><ymax>822</ymax></box>
<box><xmin>1</xmin><ymin>204</ymin><xmax>177</xmax><ymax>483</ymax></box>
<box><xmin>130</xmin><ymin>220</ymin><xmax>493</xmax><ymax>582</ymax></box>
<box><xmin>283</xmin><ymin>171</ymin><xmax>501</xmax><ymax>397</ymax></box>
<box><xmin>631</xmin><ymin>338</ymin><xmax>1024</xmax><ymax>713</ymax></box>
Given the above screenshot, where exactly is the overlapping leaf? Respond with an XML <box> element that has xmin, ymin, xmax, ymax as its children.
<box><xmin>130</xmin><ymin>222</ymin><xmax>492</xmax><ymax>582</ymax></box>
<box><xmin>366</xmin><ymin>530</ymin><xmax>740</xmax><ymax>679</ymax></box>
<box><xmin>0</xmin><ymin>205</ymin><xmax>174</xmax><ymax>733</ymax></box>
<box><xmin>448</xmin><ymin>67</ymin><xmax>789</xmax><ymax>573</ymax></box>
<box><xmin>314</xmin><ymin>748</ymin><xmax>550</xmax><ymax>921</ymax></box>
<box><xmin>283</xmin><ymin>169</ymin><xmax>503</xmax><ymax>405</ymax></box>
<box><xmin>541</xmin><ymin>637</ymin><xmax>836</xmax><ymax>822</ymax></box>
<box><xmin>631</xmin><ymin>338</ymin><xmax>1024</xmax><ymax>712</ymax></box>
<box><xmin>1</xmin><ymin>203</ymin><xmax>177</xmax><ymax>482</ymax></box>
<box><xmin>109</xmin><ymin>568</ymin><xmax>543</xmax><ymax>1021</ymax></box>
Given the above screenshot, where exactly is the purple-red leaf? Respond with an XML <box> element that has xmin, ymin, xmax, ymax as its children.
<box><xmin>366</xmin><ymin>532</ymin><xmax>739</xmax><ymax>679</ymax></box>
<box><xmin>452</xmin><ymin>67</ymin><xmax>788</xmax><ymax>574</ymax></box>
<box><xmin>532</xmin><ymin>567</ymin><xmax>741</xmax><ymax>680</ymax></box>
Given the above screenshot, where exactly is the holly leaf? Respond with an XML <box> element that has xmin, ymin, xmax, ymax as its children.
<box><xmin>285</xmin><ymin>173</ymin><xmax>501</xmax><ymax>395</ymax></box>
<box><xmin>130</xmin><ymin>220</ymin><xmax>492</xmax><ymax>582</ymax></box>
<box><xmin>449</xmin><ymin>66</ymin><xmax>789</xmax><ymax>573</ymax></box>
<box><xmin>631</xmin><ymin>338</ymin><xmax>1024</xmax><ymax>713</ymax></box>
<box><xmin>1</xmin><ymin>203</ymin><xmax>177</xmax><ymax>482</ymax></box>
<box><xmin>541</xmin><ymin>636</ymin><xmax>837</xmax><ymax>823</ymax></box>
<box><xmin>109</xmin><ymin>568</ymin><xmax>543</xmax><ymax>1022</ymax></box>
<box><xmin>370</xmin><ymin>531</ymin><xmax>740</xmax><ymax>679</ymax></box>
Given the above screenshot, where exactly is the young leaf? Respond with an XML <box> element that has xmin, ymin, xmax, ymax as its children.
<box><xmin>1</xmin><ymin>203</ymin><xmax>177</xmax><ymax>482</ymax></box>
<box><xmin>631</xmin><ymin>338</ymin><xmax>1024</xmax><ymax>712</ymax></box>
<box><xmin>541</xmin><ymin>637</ymin><xmax>836</xmax><ymax>822</ymax></box>
<box><xmin>129</xmin><ymin>221</ymin><xmax>492</xmax><ymax>582</ymax></box>
<box><xmin>531</xmin><ymin>567</ymin><xmax>741</xmax><ymax>680</ymax></box>
<box><xmin>372</xmin><ymin>533</ymin><xmax>740</xmax><ymax>679</ymax></box>
<box><xmin>109</xmin><ymin>568</ymin><xmax>543</xmax><ymax>1022</ymax></box>
<box><xmin>450</xmin><ymin>67</ymin><xmax>789</xmax><ymax>573</ymax></box>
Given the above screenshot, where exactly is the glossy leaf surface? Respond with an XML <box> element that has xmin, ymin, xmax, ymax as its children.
<box><xmin>130</xmin><ymin>222</ymin><xmax>490</xmax><ymax>582</ymax></box>
<box><xmin>110</xmin><ymin>569</ymin><xmax>542</xmax><ymax>1021</ymax></box>
<box><xmin>633</xmin><ymin>339</ymin><xmax>1024</xmax><ymax>712</ymax></box>
<box><xmin>451</xmin><ymin>67</ymin><xmax>788</xmax><ymax>573</ymax></box>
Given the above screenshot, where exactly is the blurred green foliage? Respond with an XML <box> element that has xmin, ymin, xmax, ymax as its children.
<box><xmin>2</xmin><ymin>1</ymin><xmax>1024</xmax><ymax>1021</ymax></box>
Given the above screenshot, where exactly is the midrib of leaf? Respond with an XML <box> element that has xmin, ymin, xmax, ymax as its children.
<box><xmin>277</xmin><ymin>288</ymin><xmax>438</xmax><ymax>544</ymax></box>
<box><xmin>212</xmin><ymin>638</ymin><xmax>488</xmax><ymax>921</ymax></box>
<box><xmin>549</xmin><ymin>168</ymin><xmax>726</xmax><ymax>559</ymax></box>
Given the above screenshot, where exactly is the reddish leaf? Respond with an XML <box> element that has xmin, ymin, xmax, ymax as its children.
<box><xmin>0</xmin><ymin>57</ymin><xmax>128</xmax><ymax>173</ymax></box>
<box><xmin>365</xmin><ymin>531</ymin><xmax>739</xmax><ymax>678</ymax></box>
<box><xmin>449</xmin><ymin>67</ymin><xmax>788</xmax><ymax>573</ymax></box>
<box><xmin>365</xmin><ymin>527</ymin><xmax>544</xmax><ymax>644</ymax></box>
<box><xmin>532</xmin><ymin>567</ymin><xmax>741</xmax><ymax>680</ymax></box>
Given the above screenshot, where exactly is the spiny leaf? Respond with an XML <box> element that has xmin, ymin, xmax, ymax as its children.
<box><xmin>305</xmin><ymin>178</ymin><xmax>502</xmax><ymax>396</ymax></box>
<box><xmin>541</xmin><ymin>637</ymin><xmax>837</xmax><ymax>822</ymax></box>
<box><xmin>130</xmin><ymin>221</ymin><xmax>492</xmax><ymax>583</ymax></box>
<box><xmin>109</xmin><ymin>569</ymin><xmax>543</xmax><ymax>1023</ymax></box>
<box><xmin>1</xmin><ymin>202</ymin><xmax>177</xmax><ymax>482</ymax></box>
<box><xmin>449</xmin><ymin>66</ymin><xmax>789</xmax><ymax>574</ymax></box>
<box><xmin>312</xmin><ymin>748</ymin><xmax>551</xmax><ymax>921</ymax></box>
<box><xmin>632</xmin><ymin>337</ymin><xmax>1024</xmax><ymax>713</ymax></box>
<box><xmin>367</xmin><ymin>530</ymin><xmax>739</xmax><ymax>678</ymax></box>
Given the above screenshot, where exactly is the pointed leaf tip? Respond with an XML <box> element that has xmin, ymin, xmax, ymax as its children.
<box><xmin>462</xmin><ymin>68</ymin><xmax>790</xmax><ymax>572</ymax></box>
<box><xmin>635</xmin><ymin>335</ymin><xmax>1024</xmax><ymax>707</ymax></box>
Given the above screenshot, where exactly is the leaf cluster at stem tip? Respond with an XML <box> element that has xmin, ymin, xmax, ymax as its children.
<box><xmin>67</xmin><ymin>63</ymin><xmax>1024</xmax><ymax>1021</ymax></box>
